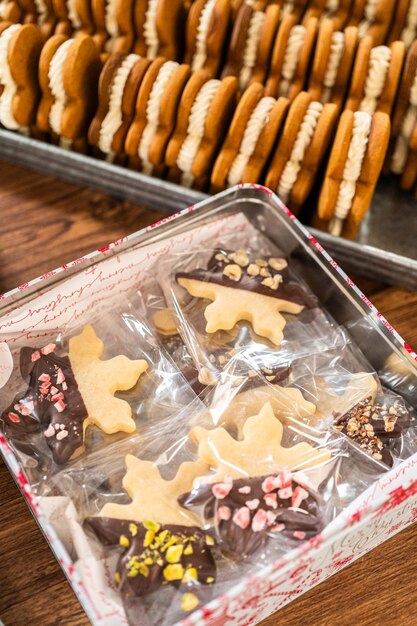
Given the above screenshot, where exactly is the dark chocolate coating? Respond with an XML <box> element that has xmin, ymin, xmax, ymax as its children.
<box><xmin>1</xmin><ymin>345</ymin><xmax>87</xmax><ymax>464</ymax></box>
<box><xmin>176</xmin><ymin>248</ymin><xmax>317</xmax><ymax>309</ymax></box>
<box><xmin>85</xmin><ymin>518</ymin><xmax>216</xmax><ymax>600</ymax></box>
<box><xmin>179</xmin><ymin>471</ymin><xmax>322</xmax><ymax>559</ymax></box>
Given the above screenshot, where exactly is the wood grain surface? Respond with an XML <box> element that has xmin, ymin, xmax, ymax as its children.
<box><xmin>0</xmin><ymin>162</ymin><xmax>416</xmax><ymax>626</ymax></box>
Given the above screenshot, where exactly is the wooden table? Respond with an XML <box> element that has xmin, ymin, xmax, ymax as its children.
<box><xmin>0</xmin><ymin>162</ymin><xmax>416</xmax><ymax>626</ymax></box>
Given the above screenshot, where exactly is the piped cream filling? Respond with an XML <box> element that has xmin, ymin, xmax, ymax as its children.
<box><xmin>277</xmin><ymin>101</ymin><xmax>323</xmax><ymax>202</ymax></box>
<box><xmin>239</xmin><ymin>11</ymin><xmax>265</xmax><ymax>91</ymax></box>
<box><xmin>278</xmin><ymin>25</ymin><xmax>306</xmax><ymax>97</ymax></box>
<box><xmin>143</xmin><ymin>0</ymin><xmax>159</xmax><ymax>59</ymax></box>
<box><xmin>48</xmin><ymin>38</ymin><xmax>74</xmax><ymax>135</ymax></box>
<box><xmin>281</xmin><ymin>0</ymin><xmax>295</xmax><ymax>17</ymax></box>
<box><xmin>391</xmin><ymin>71</ymin><xmax>417</xmax><ymax>174</ymax></box>
<box><xmin>192</xmin><ymin>0</ymin><xmax>215</xmax><ymax>71</ymax></box>
<box><xmin>104</xmin><ymin>0</ymin><xmax>119</xmax><ymax>52</ymax></box>
<box><xmin>357</xmin><ymin>0</ymin><xmax>380</xmax><ymax>39</ymax></box>
<box><xmin>67</xmin><ymin>0</ymin><xmax>82</xmax><ymax>29</ymax></box>
<box><xmin>138</xmin><ymin>60</ymin><xmax>179</xmax><ymax>174</ymax></box>
<box><xmin>98</xmin><ymin>54</ymin><xmax>139</xmax><ymax>155</ymax></box>
<box><xmin>34</xmin><ymin>0</ymin><xmax>48</xmax><ymax>25</ymax></box>
<box><xmin>0</xmin><ymin>24</ymin><xmax>21</xmax><ymax>130</ymax></box>
<box><xmin>401</xmin><ymin>0</ymin><xmax>417</xmax><ymax>48</ymax></box>
<box><xmin>227</xmin><ymin>96</ymin><xmax>276</xmax><ymax>186</ymax></box>
<box><xmin>177</xmin><ymin>78</ymin><xmax>219</xmax><ymax>187</ymax></box>
<box><xmin>325</xmin><ymin>0</ymin><xmax>339</xmax><ymax>14</ymax></box>
<box><xmin>0</xmin><ymin>1</ymin><xmax>8</xmax><ymax>18</ymax></box>
<box><xmin>359</xmin><ymin>46</ymin><xmax>391</xmax><ymax>114</ymax></box>
<box><xmin>329</xmin><ymin>111</ymin><xmax>371</xmax><ymax>236</ymax></box>
<box><xmin>321</xmin><ymin>31</ymin><xmax>345</xmax><ymax>103</ymax></box>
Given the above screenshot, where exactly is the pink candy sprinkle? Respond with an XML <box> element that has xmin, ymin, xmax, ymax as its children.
<box><xmin>233</xmin><ymin>507</ymin><xmax>251</xmax><ymax>529</ymax></box>
<box><xmin>293</xmin><ymin>531</ymin><xmax>306</xmax><ymax>540</ymax></box>
<box><xmin>39</xmin><ymin>388</ymin><xmax>49</xmax><ymax>395</ymax></box>
<box><xmin>291</xmin><ymin>486</ymin><xmax>309</xmax><ymax>509</ymax></box>
<box><xmin>56</xmin><ymin>368</ymin><xmax>65</xmax><ymax>384</ymax></box>
<box><xmin>8</xmin><ymin>412</ymin><xmax>21</xmax><ymax>424</ymax></box>
<box><xmin>238</xmin><ymin>486</ymin><xmax>251</xmax><ymax>495</ymax></box>
<box><xmin>280</xmin><ymin>468</ymin><xmax>293</xmax><ymax>489</ymax></box>
<box><xmin>246</xmin><ymin>499</ymin><xmax>260</xmax><ymax>510</ymax></box>
<box><xmin>212</xmin><ymin>482</ymin><xmax>233</xmax><ymax>499</ymax></box>
<box><xmin>217</xmin><ymin>506</ymin><xmax>232</xmax><ymax>521</ymax></box>
<box><xmin>44</xmin><ymin>424</ymin><xmax>55</xmax><ymax>438</ymax></box>
<box><xmin>278</xmin><ymin>487</ymin><xmax>293</xmax><ymax>500</ymax></box>
<box><xmin>262</xmin><ymin>475</ymin><xmax>281</xmax><ymax>493</ymax></box>
<box><xmin>51</xmin><ymin>392</ymin><xmax>64</xmax><ymax>402</ymax></box>
<box><xmin>251</xmin><ymin>509</ymin><xmax>268</xmax><ymax>532</ymax></box>
<box><xmin>50</xmin><ymin>386</ymin><xmax>58</xmax><ymax>395</ymax></box>
<box><xmin>271</xmin><ymin>524</ymin><xmax>285</xmax><ymax>533</ymax></box>
<box><xmin>264</xmin><ymin>493</ymin><xmax>278</xmax><ymax>509</ymax></box>
<box><xmin>62</xmin><ymin>382</ymin><xmax>68</xmax><ymax>391</ymax></box>
<box><xmin>266</xmin><ymin>511</ymin><xmax>276</xmax><ymax>526</ymax></box>
<box><xmin>41</xmin><ymin>343</ymin><xmax>56</xmax><ymax>355</ymax></box>
<box><xmin>38</xmin><ymin>373</ymin><xmax>50</xmax><ymax>383</ymax></box>
<box><xmin>54</xmin><ymin>399</ymin><xmax>66</xmax><ymax>413</ymax></box>
<box><xmin>31</xmin><ymin>351</ymin><xmax>40</xmax><ymax>362</ymax></box>
<box><xmin>14</xmin><ymin>403</ymin><xmax>29</xmax><ymax>416</ymax></box>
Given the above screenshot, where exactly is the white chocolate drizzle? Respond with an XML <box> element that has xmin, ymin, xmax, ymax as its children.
<box><xmin>359</xmin><ymin>46</ymin><xmax>391</xmax><ymax>114</ymax></box>
<box><xmin>0</xmin><ymin>24</ymin><xmax>21</xmax><ymax>130</ymax></box>
<box><xmin>239</xmin><ymin>11</ymin><xmax>265</xmax><ymax>91</ymax></box>
<box><xmin>391</xmin><ymin>71</ymin><xmax>417</xmax><ymax>174</ymax></box>
<box><xmin>192</xmin><ymin>0</ymin><xmax>215</xmax><ymax>71</ymax></box>
<box><xmin>278</xmin><ymin>25</ymin><xmax>306</xmax><ymax>97</ymax></box>
<box><xmin>321</xmin><ymin>31</ymin><xmax>345</xmax><ymax>103</ymax></box>
<box><xmin>48</xmin><ymin>38</ymin><xmax>74</xmax><ymax>135</ymax></box>
<box><xmin>143</xmin><ymin>0</ymin><xmax>159</xmax><ymax>59</ymax></box>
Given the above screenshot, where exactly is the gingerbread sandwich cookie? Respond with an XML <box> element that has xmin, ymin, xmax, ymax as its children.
<box><xmin>265</xmin><ymin>91</ymin><xmax>338</xmax><ymax>210</ymax></box>
<box><xmin>0</xmin><ymin>23</ymin><xmax>43</xmax><ymax>131</ymax></box>
<box><xmin>124</xmin><ymin>57</ymin><xmax>190</xmax><ymax>174</ymax></box>
<box><xmin>89</xmin><ymin>53</ymin><xmax>150</xmax><ymax>158</ymax></box>
<box><xmin>52</xmin><ymin>0</ymin><xmax>94</xmax><ymax>36</ymax></box>
<box><xmin>184</xmin><ymin>0</ymin><xmax>231</xmax><ymax>77</ymax></box>
<box><xmin>91</xmin><ymin>0</ymin><xmax>134</xmax><ymax>53</ymax></box>
<box><xmin>0</xmin><ymin>0</ymin><xmax>22</xmax><ymax>22</ymax></box>
<box><xmin>265</xmin><ymin>15</ymin><xmax>318</xmax><ymax>100</ymax></box>
<box><xmin>308</xmin><ymin>20</ymin><xmax>358</xmax><ymax>111</ymax></box>
<box><xmin>302</xmin><ymin>0</ymin><xmax>352</xmax><ymax>29</ymax></box>
<box><xmin>19</xmin><ymin>0</ymin><xmax>57</xmax><ymax>39</ymax></box>
<box><xmin>133</xmin><ymin>0</ymin><xmax>185</xmax><ymax>60</ymax></box>
<box><xmin>316</xmin><ymin>110</ymin><xmax>390</xmax><ymax>238</ymax></box>
<box><xmin>221</xmin><ymin>3</ymin><xmax>280</xmax><ymax>92</ymax></box>
<box><xmin>387</xmin><ymin>0</ymin><xmax>417</xmax><ymax>48</ymax></box>
<box><xmin>390</xmin><ymin>40</ymin><xmax>417</xmax><ymax>183</ymax></box>
<box><xmin>165</xmin><ymin>71</ymin><xmax>238</xmax><ymax>189</ymax></box>
<box><xmin>345</xmin><ymin>37</ymin><xmax>405</xmax><ymax>116</ymax></box>
<box><xmin>37</xmin><ymin>33</ymin><xmax>101</xmax><ymax>145</ymax></box>
<box><xmin>347</xmin><ymin>0</ymin><xmax>395</xmax><ymax>45</ymax></box>
<box><xmin>211</xmin><ymin>82</ymin><xmax>289</xmax><ymax>191</ymax></box>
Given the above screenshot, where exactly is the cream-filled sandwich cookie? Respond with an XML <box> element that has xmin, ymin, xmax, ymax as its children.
<box><xmin>345</xmin><ymin>37</ymin><xmax>405</xmax><ymax>116</ymax></box>
<box><xmin>308</xmin><ymin>20</ymin><xmax>358</xmax><ymax>112</ymax></box>
<box><xmin>124</xmin><ymin>57</ymin><xmax>190</xmax><ymax>174</ymax></box>
<box><xmin>316</xmin><ymin>110</ymin><xmax>390</xmax><ymax>238</ymax></box>
<box><xmin>165</xmin><ymin>71</ymin><xmax>238</xmax><ymax>189</ymax></box>
<box><xmin>37</xmin><ymin>33</ymin><xmax>101</xmax><ymax>145</ymax></box>
<box><xmin>91</xmin><ymin>0</ymin><xmax>134</xmax><ymax>54</ymax></box>
<box><xmin>184</xmin><ymin>0</ymin><xmax>231</xmax><ymax>78</ymax></box>
<box><xmin>19</xmin><ymin>0</ymin><xmax>56</xmax><ymax>39</ymax></box>
<box><xmin>303</xmin><ymin>0</ymin><xmax>352</xmax><ymax>30</ymax></box>
<box><xmin>387</xmin><ymin>0</ymin><xmax>417</xmax><ymax>48</ymax></box>
<box><xmin>0</xmin><ymin>0</ymin><xmax>22</xmax><ymax>22</ymax></box>
<box><xmin>89</xmin><ymin>53</ymin><xmax>150</xmax><ymax>158</ymax></box>
<box><xmin>211</xmin><ymin>82</ymin><xmax>289</xmax><ymax>191</ymax></box>
<box><xmin>265</xmin><ymin>15</ymin><xmax>318</xmax><ymax>100</ymax></box>
<box><xmin>347</xmin><ymin>0</ymin><xmax>395</xmax><ymax>45</ymax></box>
<box><xmin>0</xmin><ymin>23</ymin><xmax>43</xmax><ymax>131</ymax></box>
<box><xmin>221</xmin><ymin>3</ymin><xmax>280</xmax><ymax>92</ymax></box>
<box><xmin>133</xmin><ymin>0</ymin><xmax>185</xmax><ymax>60</ymax></box>
<box><xmin>52</xmin><ymin>0</ymin><xmax>94</xmax><ymax>36</ymax></box>
<box><xmin>265</xmin><ymin>91</ymin><xmax>338</xmax><ymax>211</ymax></box>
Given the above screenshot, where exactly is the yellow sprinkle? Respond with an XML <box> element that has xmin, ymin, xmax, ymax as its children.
<box><xmin>144</xmin><ymin>530</ymin><xmax>155</xmax><ymax>547</ymax></box>
<box><xmin>114</xmin><ymin>572</ymin><xmax>121</xmax><ymax>584</ymax></box>
<box><xmin>127</xmin><ymin>568</ymin><xmax>138</xmax><ymax>578</ymax></box>
<box><xmin>166</xmin><ymin>544</ymin><xmax>183</xmax><ymax>563</ymax></box>
<box><xmin>205</xmin><ymin>535</ymin><xmax>215</xmax><ymax>546</ymax></box>
<box><xmin>181</xmin><ymin>593</ymin><xmax>200</xmax><ymax>612</ymax></box>
<box><xmin>144</xmin><ymin>520</ymin><xmax>160</xmax><ymax>532</ymax></box>
<box><xmin>206</xmin><ymin>577</ymin><xmax>214</xmax><ymax>584</ymax></box>
<box><xmin>184</xmin><ymin>544</ymin><xmax>193</xmax><ymax>555</ymax></box>
<box><xmin>119</xmin><ymin>534</ymin><xmax>130</xmax><ymax>548</ymax></box>
<box><xmin>163</xmin><ymin>564</ymin><xmax>184</xmax><ymax>582</ymax></box>
<box><xmin>144</xmin><ymin>557</ymin><xmax>153</xmax><ymax>565</ymax></box>
<box><xmin>182</xmin><ymin>567</ymin><xmax>198</xmax><ymax>583</ymax></box>
<box><xmin>138</xmin><ymin>562</ymin><xmax>150</xmax><ymax>578</ymax></box>
<box><xmin>129</xmin><ymin>523</ymin><xmax>138</xmax><ymax>536</ymax></box>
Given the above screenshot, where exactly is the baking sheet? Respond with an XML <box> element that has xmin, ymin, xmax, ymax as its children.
<box><xmin>1</xmin><ymin>129</ymin><xmax>416</xmax><ymax>290</ymax></box>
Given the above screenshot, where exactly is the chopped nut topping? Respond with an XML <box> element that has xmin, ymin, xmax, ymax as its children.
<box><xmin>229</xmin><ymin>250</ymin><xmax>249</xmax><ymax>267</ymax></box>
<box><xmin>261</xmin><ymin>275</ymin><xmax>283</xmax><ymax>290</ymax></box>
<box><xmin>269</xmin><ymin>257</ymin><xmax>288</xmax><ymax>271</ymax></box>
<box><xmin>255</xmin><ymin>258</ymin><xmax>268</xmax><ymax>267</ymax></box>
<box><xmin>223</xmin><ymin>264</ymin><xmax>242</xmax><ymax>281</ymax></box>
<box><xmin>215</xmin><ymin>252</ymin><xmax>229</xmax><ymax>263</ymax></box>
<box><xmin>260</xmin><ymin>267</ymin><xmax>271</xmax><ymax>278</ymax></box>
<box><xmin>247</xmin><ymin>263</ymin><xmax>260</xmax><ymax>276</ymax></box>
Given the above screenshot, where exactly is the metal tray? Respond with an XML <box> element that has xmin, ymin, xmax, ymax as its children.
<box><xmin>1</xmin><ymin>129</ymin><xmax>416</xmax><ymax>289</ymax></box>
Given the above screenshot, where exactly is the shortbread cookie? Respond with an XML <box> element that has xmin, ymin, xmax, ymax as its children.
<box><xmin>125</xmin><ymin>57</ymin><xmax>191</xmax><ymax>174</ymax></box>
<box><xmin>86</xmin><ymin>517</ymin><xmax>216</xmax><ymax>608</ymax></box>
<box><xmin>176</xmin><ymin>248</ymin><xmax>315</xmax><ymax>346</ymax></box>
<box><xmin>19</xmin><ymin>0</ymin><xmax>56</xmax><ymax>38</ymax></box>
<box><xmin>191</xmin><ymin>402</ymin><xmax>331</xmax><ymax>481</ymax></box>
<box><xmin>390</xmin><ymin>40</ymin><xmax>417</xmax><ymax>183</ymax></box>
<box><xmin>184</xmin><ymin>0</ymin><xmax>231</xmax><ymax>77</ymax></box>
<box><xmin>211</xmin><ymin>82</ymin><xmax>289</xmax><ymax>191</ymax></box>
<box><xmin>265</xmin><ymin>91</ymin><xmax>338</xmax><ymax>211</ymax></box>
<box><xmin>52</xmin><ymin>0</ymin><xmax>94</xmax><ymax>36</ymax></box>
<box><xmin>387</xmin><ymin>0</ymin><xmax>417</xmax><ymax>48</ymax></box>
<box><xmin>316</xmin><ymin>109</ymin><xmax>390</xmax><ymax>238</ymax></box>
<box><xmin>91</xmin><ymin>0</ymin><xmax>134</xmax><ymax>53</ymax></box>
<box><xmin>165</xmin><ymin>72</ymin><xmax>238</xmax><ymax>188</ymax></box>
<box><xmin>264</xmin><ymin>15</ymin><xmax>318</xmax><ymax>100</ymax></box>
<box><xmin>347</xmin><ymin>0</ymin><xmax>395</xmax><ymax>45</ymax></box>
<box><xmin>308</xmin><ymin>20</ymin><xmax>358</xmax><ymax>112</ymax></box>
<box><xmin>1</xmin><ymin>326</ymin><xmax>148</xmax><ymax>463</ymax></box>
<box><xmin>179</xmin><ymin>469</ymin><xmax>322</xmax><ymax>558</ymax></box>
<box><xmin>133</xmin><ymin>0</ymin><xmax>185</xmax><ymax>60</ymax></box>
<box><xmin>89</xmin><ymin>52</ymin><xmax>150</xmax><ymax>156</ymax></box>
<box><xmin>345</xmin><ymin>37</ymin><xmax>405</xmax><ymax>116</ymax></box>
<box><xmin>0</xmin><ymin>23</ymin><xmax>43</xmax><ymax>130</ymax></box>
<box><xmin>221</xmin><ymin>3</ymin><xmax>280</xmax><ymax>91</ymax></box>
<box><xmin>37</xmin><ymin>33</ymin><xmax>101</xmax><ymax>143</ymax></box>
<box><xmin>0</xmin><ymin>0</ymin><xmax>22</xmax><ymax>22</ymax></box>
